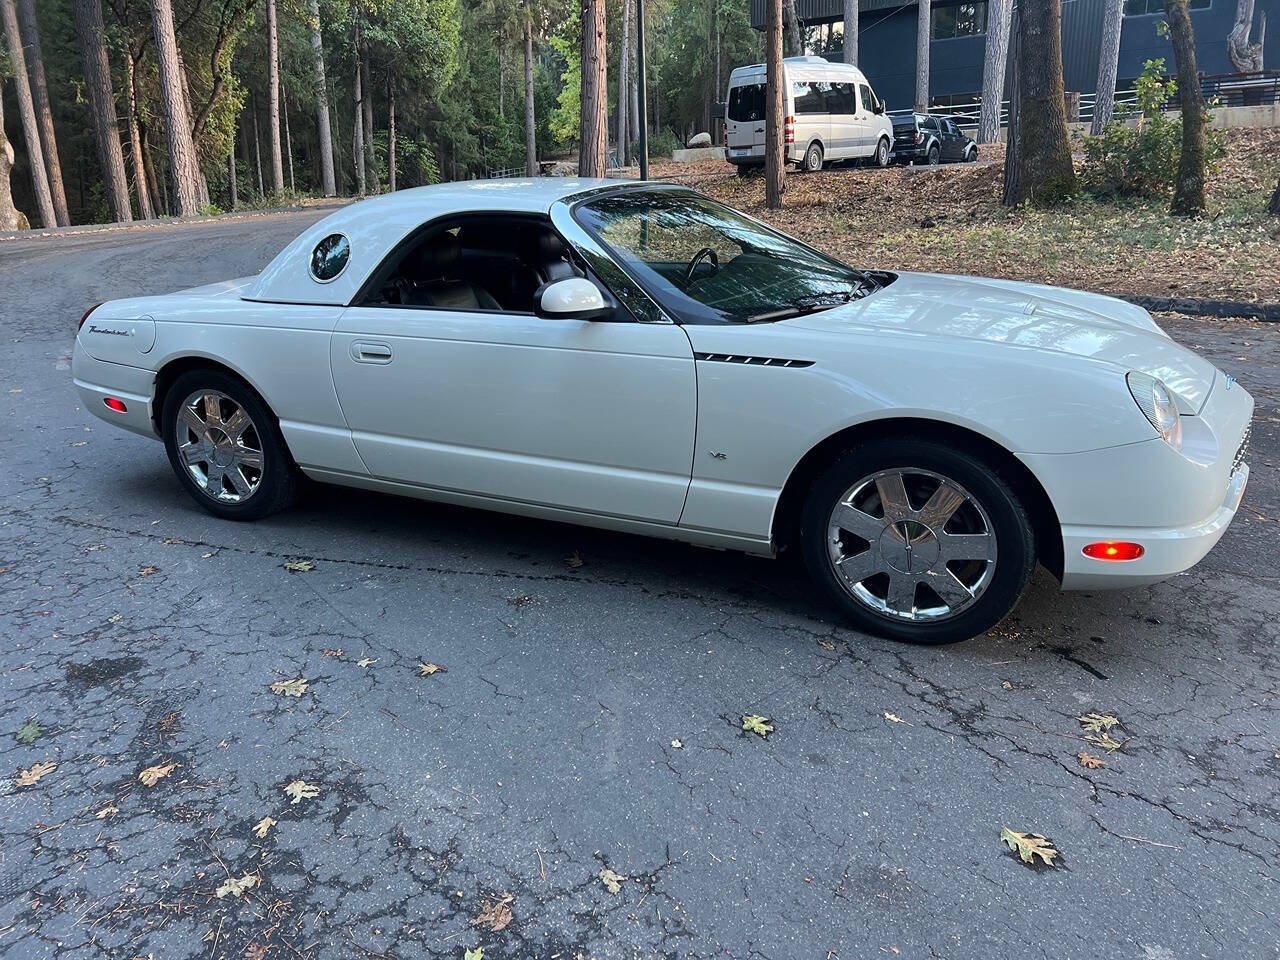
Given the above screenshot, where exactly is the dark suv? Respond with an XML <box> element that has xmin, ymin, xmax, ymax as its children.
<box><xmin>889</xmin><ymin>112</ymin><xmax>977</xmax><ymax>165</ymax></box>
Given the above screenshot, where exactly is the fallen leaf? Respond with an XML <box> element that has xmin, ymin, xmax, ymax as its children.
<box><xmin>16</xmin><ymin>719</ymin><xmax>43</xmax><ymax>744</ymax></box>
<box><xmin>253</xmin><ymin>816</ymin><xmax>277</xmax><ymax>839</ymax></box>
<box><xmin>138</xmin><ymin>761</ymin><xmax>177</xmax><ymax>786</ymax></box>
<box><xmin>1083</xmin><ymin>732</ymin><xmax>1126</xmax><ymax>752</ymax></box>
<box><xmin>269</xmin><ymin>677</ymin><xmax>309</xmax><ymax>697</ymax></box>
<box><xmin>202</xmin><ymin>552</ymin><xmax>215</xmax><ymax>559</ymax></box>
<box><xmin>163</xmin><ymin>537</ymin><xmax>183</xmax><ymax>544</ymax></box>
<box><xmin>16</xmin><ymin>761</ymin><xmax>56</xmax><ymax>787</ymax></box>
<box><xmin>464</xmin><ymin>949</ymin><xmax>484</xmax><ymax>960</ymax></box>
<box><xmin>107</xmin><ymin>613</ymin><xmax>122</xmax><ymax>623</ymax></box>
<box><xmin>138</xmin><ymin>565</ymin><xmax>159</xmax><ymax>577</ymax></box>
<box><xmin>321</xmin><ymin>648</ymin><xmax>344</xmax><ymax>658</ymax></box>
<box><xmin>215</xmin><ymin>872</ymin><xmax>259</xmax><ymax>899</ymax></box>
<box><xmin>356</xmin><ymin>658</ymin><xmax>377</xmax><ymax>668</ymax></box>
<box><xmin>1078</xmin><ymin>712</ymin><xmax>1120</xmax><ymax>733</ymax></box>
<box><xmin>471</xmin><ymin>892</ymin><xmax>514</xmax><ymax>931</ymax></box>
<box><xmin>418</xmin><ymin>661</ymin><xmax>447</xmax><ymax>677</ymax></box>
<box><xmin>999</xmin><ymin>827</ymin><xmax>1061</xmax><ymax>867</ymax></box>
<box><xmin>1077</xmin><ymin>751</ymin><xmax>1106</xmax><ymax>769</ymax></box>
<box><xmin>282</xmin><ymin>560</ymin><xmax>315</xmax><ymax>573</ymax></box>
<box><xmin>884</xmin><ymin>712</ymin><xmax>905</xmax><ymax>723</ymax></box>
<box><xmin>671</xmin><ymin>739</ymin><xmax>683</xmax><ymax>749</ymax></box>
<box><xmin>1001</xmin><ymin>680</ymin><xmax>1013</xmax><ymax>690</ymax></box>
<box><xmin>599</xmin><ymin>867</ymin><xmax>627</xmax><ymax>894</ymax></box>
<box><xmin>564</xmin><ymin>551</ymin><xmax>585</xmax><ymax>569</ymax></box>
<box><xmin>96</xmin><ymin>803</ymin><xmax>119</xmax><ymax>819</ymax></box>
<box><xmin>742</xmin><ymin>714</ymin><xmax>773</xmax><ymax>737</ymax></box>
<box><xmin>245</xmin><ymin>944</ymin><xmax>270</xmax><ymax>960</ymax></box>
<box><xmin>817</xmin><ymin>639</ymin><xmax>836</xmax><ymax>651</ymax></box>
<box><xmin>284</xmin><ymin>780</ymin><xmax>320</xmax><ymax>804</ymax></box>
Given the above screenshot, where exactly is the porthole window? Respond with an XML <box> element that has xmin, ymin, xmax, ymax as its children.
<box><xmin>310</xmin><ymin>233</ymin><xmax>350</xmax><ymax>283</ymax></box>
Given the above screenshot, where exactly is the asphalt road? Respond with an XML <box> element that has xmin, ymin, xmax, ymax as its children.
<box><xmin>1</xmin><ymin>211</ymin><xmax>1277</xmax><ymax>960</ymax></box>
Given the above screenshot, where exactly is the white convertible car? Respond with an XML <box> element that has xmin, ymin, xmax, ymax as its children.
<box><xmin>73</xmin><ymin>179</ymin><xmax>1252</xmax><ymax>643</ymax></box>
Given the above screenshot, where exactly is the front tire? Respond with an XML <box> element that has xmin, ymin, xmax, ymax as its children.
<box><xmin>965</xmin><ymin>145</ymin><xmax>978</xmax><ymax>162</ymax></box>
<box><xmin>162</xmin><ymin>369</ymin><xmax>299</xmax><ymax>521</ymax></box>
<box><xmin>874</xmin><ymin>137</ymin><xmax>891</xmax><ymax>168</ymax></box>
<box><xmin>803</xmin><ymin>142</ymin><xmax>824</xmax><ymax>172</ymax></box>
<box><xmin>798</xmin><ymin>438</ymin><xmax>1036</xmax><ymax>645</ymax></box>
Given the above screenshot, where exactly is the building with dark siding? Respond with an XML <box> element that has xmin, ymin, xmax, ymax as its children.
<box><xmin>749</xmin><ymin>0</ymin><xmax>1278</xmax><ymax>114</ymax></box>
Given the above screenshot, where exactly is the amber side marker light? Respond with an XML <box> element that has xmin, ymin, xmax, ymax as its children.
<box><xmin>103</xmin><ymin>397</ymin><xmax>128</xmax><ymax>413</ymax></box>
<box><xmin>1082</xmin><ymin>541</ymin><xmax>1145</xmax><ymax>561</ymax></box>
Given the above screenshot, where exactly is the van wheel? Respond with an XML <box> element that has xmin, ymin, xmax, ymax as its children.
<box><xmin>803</xmin><ymin>142</ymin><xmax>824</xmax><ymax>172</ymax></box>
<box><xmin>874</xmin><ymin>137</ymin><xmax>891</xmax><ymax>168</ymax></box>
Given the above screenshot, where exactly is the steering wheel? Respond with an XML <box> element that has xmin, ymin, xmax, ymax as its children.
<box><xmin>684</xmin><ymin>246</ymin><xmax>719</xmax><ymax>283</ymax></box>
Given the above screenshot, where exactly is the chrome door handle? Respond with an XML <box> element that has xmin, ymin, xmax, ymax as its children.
<box><xmin>352</xmin><ymin>341</ymin><xmax>393</xmax><ymax>364</ymax></box>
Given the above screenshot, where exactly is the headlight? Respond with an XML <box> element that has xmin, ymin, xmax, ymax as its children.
<box><xmin>1126</xmin><ymin>371</ymin><xmax>1182</xmax><ymax>450</ymax></box>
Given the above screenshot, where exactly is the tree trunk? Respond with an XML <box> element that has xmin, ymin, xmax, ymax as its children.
<box><xmin>782</xmin><ymin>0</ymin><xmax>801</xmax><ymax>55</ymax></box>
<box><xmin>307</xmin><ymin>0</ymin><xmax>336</xmax><ymax>195</ymax></box>
<box><xmin>124</xmin><ymin>55</ymin><xmax>154</xmax><ymax>219</ymax></box>
<box><xmin>1090</xmin><ymin>0</ymin><xmax>1124</xmax><ymax>134</ymax></box>
<box><xmin>2</xmin><ymin>0</ymin><xmax>54</xmax><ymax>226</ymax></box>
<box><xmin>251</xmin><ymin>92</ymin><xmax>264</xmax><ymax>196</ymax></box>
<box><xmin>387</xmin><ymin>77</ymin><xmax>396</xmax><ymax>191</ymax></box>
<box><xmin>265</xmin><ymin>0</ymin><xmax>284</xmax><ymax>194</ymax></box>
<box><xmin>1001</xmin><ymin>8</ymin><xmax>1021</xmax><ymax>204</ymax></box>
<box><xmin>578</xmin><ymin>0</ymin><xmax>607</xmax><ymax>177</ymax></box>
<box><xmin>842</xmin><ymin>0</ymin><xmax>858</xmax><ymax>65</ymax></box>
<box><xmin>1007</xmin><ymin>0</ymin><xmax>1075</xmax><ymax>206</ymax></box>
<box><xmin>283</xmin><ymin>91</ymin><xmax>295</xmax><ymax>192</ymax></box>
<box><xmin>228</xmin><ymin>150</ymin><xmax>237</xmax><ymax>209</ymax></box>
<box><xmin>765</xmin><ymin>0</ymin><xmax>785</xmax><ymax>208</ymax></box>
<box><xmin>16</xmin><ymin>0</ymin><xmax>68</xmax><ymax>224</ymax></box>
<box><xmin>524</xmin><ymin>3</ymin><xmax>537</xmax><ymax>175</ymax></box>
<box><xmin>142</xmin><ymin>126</ymin><xmax>166</xmax><ymax>215</ymax></box>
<box><xmin>915</xmin><ymin>0</ymin><xmax>931</xmax><ymax>111</ymax></box>
<box><xmin>0</xmin><ymin>81</ymin><xmax>29</xmax><ymax>229</ymax></box>
<box><xmin>1268</xmin><ymin>174</ymin><xmax>1280</xmax><ymax>215</ymax></box>
<box><xmin>353</xmin><ymin>66</ymin><xmax>366</xmax><ymax>194</ymax></box>
<box><xmin>361</xmin><ymin>55</ymin><xmax>377</xmax><ymax>191</ymax></box>
<box><xmin>978</xmin><ymin>0</ymin><xmax>1012</xmax><ymax>144</ymax></box>
<box><xmin>618</xmin><ymin>0</ymin><xmax>630</xmax><ymax>166</ymax></box>
<box><xmin>1166</xmin><ymin>0</ymin><xmax>1207</xmax><ymax>216</ymax></box>
<box><xmin>150</xmin><ymin>0</ymin><xmax>202</xmax><ymax>215</ymax></box>
<box><xmin>1227</xmin><ymin>0</ymin><xmax>1265</xmax><ymax>73</ymax></box>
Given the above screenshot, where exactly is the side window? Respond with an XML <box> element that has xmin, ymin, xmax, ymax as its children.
<box><xmin>859</xmin><ymin>84</ymin><xmax>876</xmax><ymax>114</ymax></box>
<box><xmin>359</xmin><ymin>217</ymin><xmax>583</xmax><ymax>313</ymax></box>
<box><xmin>792</xmin><ymin>82</ymin><xmax>827</xmax><ymax>115</ymax></box>
<box><xmin>827</xmin><ymin>82</ymin><xmax>856</xmax><ymax>114</ymax></box>
<box><xmin>923</xmin><ymin>117</ymin><xmax>940</xmax><ymax>133</ymax></box>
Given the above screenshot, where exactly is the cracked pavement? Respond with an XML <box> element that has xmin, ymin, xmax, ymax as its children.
<box><xmin>1</xmin><ymin>212</ymin><xmax>1277</xmax><ymax>960</ymax></box>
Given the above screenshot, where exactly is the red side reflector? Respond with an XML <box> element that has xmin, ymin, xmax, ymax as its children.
<box><xmin>103</xmin><ymin>397</ymin><xmax>127</xmax><ymax>413</ymax></box>
<box><xmin>79</xmin><ymin>302</ymin><xmax>104</xmax><ymax>332</ymax></box>
<box><xmin>1082</xmin><ymin>541</ymin><xmax>1144</xmax><ymax>561</ymax></box>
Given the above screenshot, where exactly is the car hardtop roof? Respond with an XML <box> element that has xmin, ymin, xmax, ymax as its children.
<box><xmin>244</xmin><ymin>178</ymin><xmax>684</xmax><ymax>307</ymax></box>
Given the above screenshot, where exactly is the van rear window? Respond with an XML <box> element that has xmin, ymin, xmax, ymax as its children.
<box><xmin>728</xmin><ymin>84</ymin><xmax>765</xmax><ymax>122</ymax></box>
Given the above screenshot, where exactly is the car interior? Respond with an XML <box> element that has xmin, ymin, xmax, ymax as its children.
<box><xmin>361</xmin><ymin>217</ymin><xmax>585</xmax><ymax>313</ymax></box>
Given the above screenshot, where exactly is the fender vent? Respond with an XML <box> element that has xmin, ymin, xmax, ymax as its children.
<box><xmin>694</xmin><ymin>352</ymin><xmax>814</xmax><ymax>368</ymax></box>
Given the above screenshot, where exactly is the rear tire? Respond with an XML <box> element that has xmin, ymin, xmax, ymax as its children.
<box><xmin>161</xmin><ymin>369</ymin><xmax>299</xmax><ymax>521</ymax></box>
<box><xmin>803</xmin><ymin>142</ymin><xmax>824</xmax><ymax>172</ymax></box>
<box><xmin>798</xmin><ymin>438</ymin><xmax>1036</xmax><ymax>645</ymax></box>
<box><xmin>927</xmin><ymin>145</ymin><xmax>940</xmax><ymax>166</ymax></box>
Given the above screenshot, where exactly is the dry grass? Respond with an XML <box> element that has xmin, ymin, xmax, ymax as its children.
<box><xmin>649</xmin><ymin>128</ymin><xmax>1280</xmax><ymax>304</ymax></box>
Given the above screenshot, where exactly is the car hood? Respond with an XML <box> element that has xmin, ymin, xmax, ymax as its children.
<box><xmin>785</xmin><ymin>272</ymin><xmax>1216</xmax><ymax>412</ymax></box>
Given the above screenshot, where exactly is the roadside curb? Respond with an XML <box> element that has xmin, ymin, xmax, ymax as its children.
<box><xmin>0</xmin><ymin>200</ymin><xmax>350</xmax><ymax>242</ymax></box>
<box><xmin>1121</xmin><ymin>294</ymin><xmax>1280</xmax><ymax>323</ymax></box>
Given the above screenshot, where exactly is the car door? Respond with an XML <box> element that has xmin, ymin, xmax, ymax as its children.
<box><xmin>941</xmin><ymin>119</ymin><xmax>964</xmax><ymax>161</ymax></box>
<box><xmin>726</xmin><ymin>82</ymin><xmax>766</xmax><ymax>162</ymax></box>
<box><xmin>329</xmin><ymin>220</ymin><xmax>698</xmax><ymax>525</ymax></box>
<box><xmin>827</xmin><ymin>82</ymin><xmax>859</xmax><ymax>160</ymax></box>
<box><xmin>791</xmin><ymin>79</ymin><xmax>831</xmax><ymax>160</ymax></box>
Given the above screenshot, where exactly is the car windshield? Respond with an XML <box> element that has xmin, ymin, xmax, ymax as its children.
<box><xmin>573</xmin><ymin>189</ymin><xmax>885</xmax><ymax>324</ymax></box>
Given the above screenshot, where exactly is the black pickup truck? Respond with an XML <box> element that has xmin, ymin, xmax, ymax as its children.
<box><xmin>889</xmin><ymin>112</ymin><xmax>977</xmax><ymax>165</ymax></box>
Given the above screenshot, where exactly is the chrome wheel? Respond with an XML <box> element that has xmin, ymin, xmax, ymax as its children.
<box><xmin>826</xmin><ymin>468</ymin><xmax>997</xmax><ymax>623</ymax></box>
<box><xmin>173</xmin><ymin>390</ymin><xmax>265</xmax><ymax>503</ymax></box>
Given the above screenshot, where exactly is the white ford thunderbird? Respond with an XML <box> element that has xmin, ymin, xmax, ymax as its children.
<box><xmin>73</xmin><ymin>179</ymin><xmax>1253</xmax><ymax>643</ymax></box>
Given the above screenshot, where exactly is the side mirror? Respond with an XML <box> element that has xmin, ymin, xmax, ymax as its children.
<box><xmin>536</xmin><ymin>277</ymin><xmax>613</xmax><ymax>321</ymax></box>
<box><xmin>874</xmin><ymin>102</ymin><xmax>885</xmax><ymax>115</ymax></box>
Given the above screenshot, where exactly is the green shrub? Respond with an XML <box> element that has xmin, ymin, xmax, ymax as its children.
<box><xmin>1081</xmin><ymin>59</ymin><xmax>1226</xmax><ymax>200</ymax></box>
<box><xmin>647</xmin><ymin>128</ymin><xmax>681</xmax><ymax>158</ymax></box>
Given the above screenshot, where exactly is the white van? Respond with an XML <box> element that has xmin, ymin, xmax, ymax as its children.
<box><xmin>724</xmin><ymin>56</ymin><xmax>894</xmax><ymax>172</ymax></box>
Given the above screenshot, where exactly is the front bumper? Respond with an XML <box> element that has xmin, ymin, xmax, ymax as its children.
<box><xmin>72</xmin><ymin>338</ymin><xmax>160</xmax><ymax>439</ymax></box>
<box><xmin>1020</xmin><ymin>373</ymin><xmax>1254</xmax><ymax>590</ymax></box>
